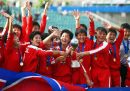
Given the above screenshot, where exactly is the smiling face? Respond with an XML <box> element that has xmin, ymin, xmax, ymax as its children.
<box><xmin>13</xmin><ymin>27</ymin><xmax>21</xmax><ymax>38</ymax></box>
<box><xmin>31</xmin><ymin>34</ymin><xmax>42</xmax><ymax>47</ymax></box>
<box><xmin>76</xmin><ymin>33</ymin><xmax>86</xmax><ymax>44</ymax></box>
<box><xmin>96</xmin><ymin>30</ymin><xmax>107</xmax><ymax>43</ymax></box>
<box><xmin>106</xmin><ymin>32</ymin><xmax>116</xmax><ymax>43</ymax></box>
<box><xmin>124</xmin><ymin>28</ymin><xmax>130</xmax><ymax>40</ymax></box>
<box><xmin>14</xmin><ymin>35</ymin><xmax>20</xmax><ymax>47</ymax></box>
<box><xmin>60</xmin><ymin>32</ymin><xmax>71</xmax><ymax>46</ymax></box>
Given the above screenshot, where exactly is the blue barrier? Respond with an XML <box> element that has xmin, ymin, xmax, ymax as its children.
<box><xmin>50</xmin><ymin>6</ymin><xmax>130</xmax><ymax>13</ymax></box>
<box><xmin>88</xmin><ymin>87</ymin><xmax>130</xmax><ymax>91</ymax></box>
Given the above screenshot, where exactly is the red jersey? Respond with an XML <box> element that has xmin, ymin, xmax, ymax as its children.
<box><xmin>22</xmin><ymin>45</ymin><xmax>53</xmax><ymax>73</ymax></box>
<box><xmin>73</xmin><ymin>19</ymin><xmax>95</xmax><ymax>84</ymax></box>
<box><xmin>20</xmin><ymin>16</ymin><xmax>32</xmax><ymax>43</ymax></box>
<box><xmin>91</xmin><ymin>42</ymin><xmax>111</xmax><ymax>87</ymax></box>
<box><xmin>20</xmin><ymin>16</ymin><xmax>27</xmax><ymax>43</ymax></box>
<box><xmin>72</xmin><ymin>37</ymin><xmax>94</xmax><ymax>84</ymax></box>
<box><xmin>52</xmin><ymin>45</ymin><xmax>72</xmax><ymax>83</ymax></box>
<box><xmin>109</xmin><ymin>29</ymin><xmax>124</xmax><ymax>70</ymax></box>
<box><xmin>77</xmin><ymin>37</ymin><xmax>94</xmax><ymax>71</ymax></box>
<box><xmin>0</xmin><ymin>39</ymin><xmax>5</xmax><ymax>67</ymax></box>
<box><xmin>40</xmin><ymin>15</ymin><xmax>47</xmax><ymax>33</ymax></box>
<box><xmin>3</xmin><ymin>33</ymin><xmax>27</xmax><ymax>72</ymax></box>
<box><xmin>37</xmin><ymin>52</ymin><xmax>55</xmax><ymax>77</ymax></box>
<box><xmin>91</xmin><ymin>42</ymin><xmax>110</xmax><ymax>69</ymax></box>
<box><xmin>27</xmin><ymin>14</ymin><xmax>47</xmax><ymax>34</ymax></box>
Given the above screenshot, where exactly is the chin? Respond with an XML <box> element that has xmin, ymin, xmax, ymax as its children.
<box><xmin>98</xmin><ymin>39</ymin><xmax>104</xmax><ymax>42</ymax></box>
<box><xmin>35</xmin><ymin>44</ymin><xmax>39</xmax><ymax>47</ymax></box>
<box><xmin>79</xmin><ymin>41</ymin><xmax>85</xmax><ymax>43</ymax></box>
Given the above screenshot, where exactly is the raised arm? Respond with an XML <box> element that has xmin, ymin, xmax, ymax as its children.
<box><xmin>0</xmin><ymin>11</ymin><xmax>10</xmax><ymax>36</ymax></box>
<box><xmin>103</xmin><ymin>22</ymin><xmax>124</xmax><ymax>45</ymax></box>
<box><xmin>25</xmin><ymin>1</ymin><xmax>33</xmax><ymax>42</ymax></box>
<box><xmin>43</xmin><ymin>30</ymin><xmax>60</xmax><ymax>44</ymax></box>
<box><xmin>72</xmin><ymin>10</ymin><xmax>80</xmax><ymax>30</ymax></box>
<box><xmin>86</xmin><ymin>12</ymin><xmax>95</xmax><ymax>39</ymax></box>
<box><xmin>21</xmin><ymin>1</ymin><xmax>27</xmax><ymax>42</ymax></box>
<box><xmin>40</xmin><ymin>2</ymin><xmax>50</xmax><ymax>33</ymax></box>
<box><xmin>5</xmin><ymin>14</ymin><xmax>15</xmax><ymax>53</ymax></box>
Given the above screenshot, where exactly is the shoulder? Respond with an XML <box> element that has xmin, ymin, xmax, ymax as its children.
<box><xmin>27</xmin><ymin>45</ymin><xmax>43</xmax><ymax>51</ymax></box>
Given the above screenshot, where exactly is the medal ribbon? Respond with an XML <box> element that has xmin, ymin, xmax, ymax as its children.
<box><xmin>18</xmin><ymin>48</ymin><xmax>23</xmax><ymax>66</ymax></box>
<box><xmin>46</xmin><ymin>56</ymin><xmax>51</xmax><ymax>66</ymax></box>
<box><xmin>112</xmin><ymin>43</ymin><xmax>116</xmax><ymax>59</ymax></box>
<box><xmin>93</xmin><ymin>42</ymin><xmax>97</xmax><ymax>58</ymax></box>
<box><xmin>123</xmin><ymin>40</ymin><xmax>129</xmax><ymax>54</ymax></box>
<box><xmin>78</xmin><ymin>43</ymin><xmax>85</xmax><ymax>52</ymax></box>
<box><xmin>59</xmin><ymin>43</ymin><xmax>62</xmax><ymax>51</ymax></box>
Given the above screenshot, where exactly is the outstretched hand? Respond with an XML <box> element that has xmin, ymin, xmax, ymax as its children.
<box><xmin>0</xmin><ymin>11</ymin><xmax>11</xmax><ymax>18</ymax></box>
<box><xmin>72</xmin><ymin>10</ymin><xmax>80</xmax><ymax>20</ymax></box>
<box><xmin>52</xmin><ymin>30</ymin><xmax>61</xmax><ymax>38</ymax></box>
<box><xmin>86</xmin><ymin>11</ymin><xmax>94</xmax><ymax>21</ymax></box>
<box><xmin>76</xmin><ymin>52</ymin><xmax>84</xmax><ymax>60</ymax></box>
<box><xmin>103</xmin><ymin>22</ymin><xmax>112</xmax><ymax>29</ymax></box>
<box><xmin>0</xmin><ymin>11</ymin><xmax>13</xmax><ymax>21</ymax></box>
<box><xmin>43</xmin><ymin>1</ymin><xmax>51</xmax><ymax>15</ymax></box>
<box><xmin>26</xmin><ymin>1</ymin><xmax>31</xmax><ymax>11</ymax></box>
<box><xmin>21</xmin><ymin>0</ymin><xmax>28</xmax><ymax>10</ymax></box>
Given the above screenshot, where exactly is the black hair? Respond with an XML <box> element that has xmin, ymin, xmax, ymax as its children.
<box><xmin>61</xmin><ymin>29</ymin><xmax>73</xmax><ymax>40</ymax></box>
<box><xmin>41</xmin><ymin>33</ymin><xmax>50</xmax><ymax>40</ymax></box>
<box><xmin>108</xmin><ymin>28</ymin><xmax>117</xmax><ymax>36</ymax></box>
<box><xmin>48</xmin><ymin>26</ymin><xmax>59</xmax><ymax>34</ymax></box>
<box><xmin>33</xmin><ymin>21</ymin><xmax>40</xmax><ymax>28</ymax></box>
<box><xmin>121</xmin><ymin>23</ymin><xmax>130</xmax><ymax>31</ymax></box>
<box><xmin>96</xmin><ymin>27</ymin><xmax>107</xmax><ymax>35</ymax></box>
<box><xmin>29</xmin><ymin>31</ymin><xmax>41</xmax><ymax>40</ymax></box>
<box><xmin>0</xmin><ymin>27</ymin><xmax>7</xmax><ymax>43</ymax></box>
<box><xmin>80</xmin><ymin>24</ymin><xmax>87</xmax><ymax>31</ymax></box>
<box><xmin>51</xmin><ymin>26</ymin><xmax>58</xmax><ymax>30</ymax></box>
<box><xmin>75</xmin><ymin>29</ymin><xmax>87</xmax><ymax>37</ymax></box>
<box><xmin>13</xmin><ymin>24</ymin><xmax>22</xmax><ymax>31</ymax></box>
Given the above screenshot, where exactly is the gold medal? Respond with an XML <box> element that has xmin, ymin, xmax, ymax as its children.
<box><xmin>20</xmin><ymin>62</ymin><xmax>24</xmax><ymax>66</ymax></box>
<box><xmin>94</xmin><ymin>57</ymin><xmax>97</xmax><ymax>60</ymax></box>
<box><xmin>79</xmin><ymin>59</ymin><xmax>83</xmax><ymax>63</ymax></box>
<box><xmin>124</xmin><ymin>54</ymin><xmax>128</xmax><ymax>58</ymax></box>
<box><xmin>113</xmin><ymin>58</ymin><xmax>116</xmax><ymax>62</ymax></box>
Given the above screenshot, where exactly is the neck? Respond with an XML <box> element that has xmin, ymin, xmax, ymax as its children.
<box><xmin>124</xmin><ymin>38</ymin><xmax>128</xmax><ymax>40</ymax></box>
<box><xmin>96</xmin><ymin>40</ymin><xmax>103</xmax><ymax>45</ymax></box>
<box><xmin>79</xmin><ymin>42</ymin><xmax>84</xmax><ymax>45</ymax></box>
<box><xmin>110</xmin><ymin>41</ymin><xmax>114</xmax><ymax>44</ymax></box>
<box><xmin>61</xmin><ymin>44</ymin><xmax>68</xmax><ymax>50</ymax></box>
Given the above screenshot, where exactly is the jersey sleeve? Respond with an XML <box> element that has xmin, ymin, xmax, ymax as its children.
<box><xmin>40</xmin><ymin>15</ymin><xmax>47</xmax><ymax>33</ymax></box>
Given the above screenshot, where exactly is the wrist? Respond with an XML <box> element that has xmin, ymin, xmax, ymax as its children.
<box><xmin>75</xmin><ymin>18</ymin><xmax>79</xmax><ymax>20</ymax></box>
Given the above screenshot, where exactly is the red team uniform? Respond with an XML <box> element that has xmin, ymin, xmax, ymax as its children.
<box><xmin>72</xmin><ymin>38</ymin><xmax>93</xmax><ymax>84</ymax></box>
<box><xmin>2</xmin><ymin>33</ymin><xmax>27</xmax><ymax>72</ymax></box>
<box><xmin>72</xmin><ymin>19</ymin><xmax>95</xmax><ymax>84</ymax></box>
<box><xmin>0</xmin><ymin>38</ymin><xmax>5</xmax><ymax>67</ymax></box>
<box><xmin>109</xmin><ymin>29</ymin><xmax>124</xmax><ymax>87</ymax></box>
<box><xmin>52</xmin><ymin>45</ymin><xmax>72</xmax><ymax>83</ymax></box>
<box><xmin>22</xmin><ymin>43</ymin><xmax>53</xmax><ymax>72</ymax></box>
<box><xmin>91</xmin><ymin>42</ymin><xmax>110</xmax><ymax>88</ymax></box>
